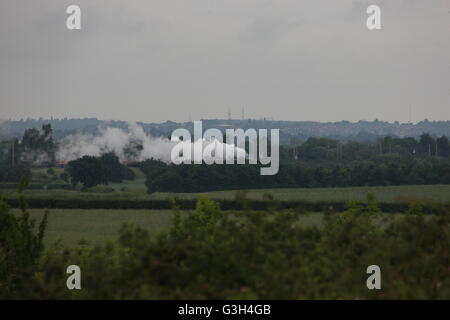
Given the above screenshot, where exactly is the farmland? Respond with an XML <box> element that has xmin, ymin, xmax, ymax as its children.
<box><xmin>2</xmin><ymin>168</ymin><xmax>449</xmax><ymax>248</ymax></box>
<box><xmin>1</xmin><ymin>167</ymin><xmax>450</xmax><ymax>203</ymax></box>
<box><xmin>2</xmin><ymin>183</ymin><xmax>450</xmax><ymax>203</ymax></box>
<box><xmin>11</xmin><ymin>208</ymin><xmax>327</xmax><ymax>247</ymax></box>
<box><xmin>0</xmin><ymin>168</ymin><xmax>450</xmax><ymax>254</ymax></box>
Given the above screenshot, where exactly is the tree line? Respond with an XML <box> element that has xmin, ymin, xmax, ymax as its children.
<box><xmin>137</xmin><ymin>133</ymin><xmax>450</xmax><ymax>193</ymax></box>
<box><xmin>141</xmin><ymin>156</ymin><xmax>450</xmax><ymax>193</ymax></box>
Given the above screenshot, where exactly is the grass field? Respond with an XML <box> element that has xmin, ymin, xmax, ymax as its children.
<box><xmin>3</xmin><ymin>169</ymin><xmax>448</xmax><ymax>247</ymax></box>
<box><xmin>3</xmin><ymin>184</ymin><xmax>450</xmax><ymax>204</ymax></box>
<box><xmin>11</xmin><ymin>208</ymin><xmax>328</xmax><ymax>247</ymax></box>
<box><xmin>0</xmin><ymin>167</ymin><xmax>441</xmax><ymax>203</ymax></box>
<box><xmin>12</xmin><ymin>209</ymin><xmax>178</xmax><ymax>247</ymax></box>
<box><xmin>13</xmin><ymin>208</ymin><xmax>410</xmax><ymax>247</ymax></box>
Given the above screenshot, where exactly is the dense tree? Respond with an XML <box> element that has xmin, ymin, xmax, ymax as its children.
<box><xmin>436</xmin><ymin>136</ymin><xmax>450</xmax><ymax>157</ymax></box>
<box><xmin>66</xmin><ymin>153</ymin><xmax>135</xmax><ymax>188</ymax></box>
<box><xmin>66</xmin><ymin>156</ymin><xmax>107</xmax><ymax>188</ymax></box>
<box><xmin>418</xmin><ymin>133</ymin><xmax>435</xmax><ymax>156</ymax></box>
<box><xmin>100</xmin><ymin>153</ymin><xmax>126</xmax><ymax>183</ymax></box>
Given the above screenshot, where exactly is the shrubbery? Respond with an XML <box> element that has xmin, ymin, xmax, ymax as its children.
<box><xmin>1</xmin><ymin>195</ymin><xmax>449</xmax><ymax>299</ymax></box>
<box><xmin>0</xmin><ymin>185</ymin><xmax>47</xmax><ymax>298</ymax></box>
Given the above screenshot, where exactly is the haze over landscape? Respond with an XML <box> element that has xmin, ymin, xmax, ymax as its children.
<box><xmin>1</xmin><ymin>1</ymin><xmax>450</xmax><ymax>301</ymax></box>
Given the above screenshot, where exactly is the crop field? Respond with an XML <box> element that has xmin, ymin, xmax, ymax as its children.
<box><xmin>3</xmin><ymin>168</ymin><xmax>448</xmax><ymax>248</ymax></box>
<box><xmin>11</xmin><ymin>208</ymin><xmax>328</xmax><ymax>247</ymax></box>
<box><xmin>3</xmin><ymin>182</ymin><xmax>450</xmax><ymax>204</ymax></box>
<box><xmin>13</xmin><ymin>208</ymin><xmax>412</xmax><ymax>248</ymax></box>
<box><xmin>11</xmin><ymin>209</ymin><xmax>178</xmax><ymax>247</ymax></box>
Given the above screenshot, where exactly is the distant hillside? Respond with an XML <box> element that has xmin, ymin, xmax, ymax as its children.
<box><xmin>1</xmin><ymin>118</ymin><xmax>450</xmax><ymax>143</ymax></box>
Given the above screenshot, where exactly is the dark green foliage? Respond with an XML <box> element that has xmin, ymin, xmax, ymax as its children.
<box><xmin>3</xmin><ymin>197</ymin><xmax>448</xmax><ymax>214</ymax></box>
<box><xmin>65</xmin><ymin>154</ymin><xmax>135</xmax><ymax>188</ymax></box>
<box><xmin>3</xmin><ymin>195</ymin><xmax>448</xmax><ymax>299</ymax></box>
<box><xmin>0</xmin><ymin>165</ymin><xmax>31</xmax><ymax>183</ymax></box>
<box><xmin>141</xmin><ymin>156</ymin><xmax>450</xmax><ymax>193</ymax></box>
<box><xmin>140</xmin><ymin>133</ymin><xmax>450</xmax><ymax>194</ymax></box>
<box><xmin>0</xmin><ymin>183</ymin><xmax>43</xmax><ymax>190</ymax></box>
<box><xmin>100</xmin><ymin>153</ymin><xmax>126</xmax><ymax>183</ymax></box>
<box><xmin>66</xmin><ymin>156</ymin><xmax>108</xmax><ymax>188</ymax></box>
<box><xmin>0</xmin><ymin>189</ymin><xmax>48</xmax><ymax>298</ymax></box>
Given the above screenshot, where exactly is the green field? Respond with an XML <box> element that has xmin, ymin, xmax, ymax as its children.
<box><xmin>11</xmin><ymin>209</ymin><xmax>178</xmax><ymax>247</ymax></box>
<box><xmin>0</xmin><ymin>167</ymin><xmax>446</xmax><ymax>203</ymax></box>
<box><xmin>3</xmin><ymin>168</ymin><xmax>448</xmax><ymax>247</ymax></box>
<box><xmin>12</xmin><ymin>208</ymin><xmax>328</xmax><ymax>247</ymax></box>
<box><xmin>3</xmin><ymin>183</ymin><xmax>450</xmax><ymax>204</ymax></box>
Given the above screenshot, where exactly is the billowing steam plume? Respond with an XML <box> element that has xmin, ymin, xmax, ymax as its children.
<box><xmin>56</xmin><ymin>123</ymin><xmax>247</xmax><ymax>164</ymax></box>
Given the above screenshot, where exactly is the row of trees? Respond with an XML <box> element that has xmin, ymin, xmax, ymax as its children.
<box><xmin>285</xmin><ymin>133</ymin><xmax>450</xmax><ymax>162</ymax></box>
<box><xmin>141</xmin><ymin>155</ymin><xmax>450</xmax><ymax>193</ymax></box>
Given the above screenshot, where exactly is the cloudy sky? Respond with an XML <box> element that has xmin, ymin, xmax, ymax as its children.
<box><xmin>0</xmin><ymin>0</ymin><xmax>449</xmax><ymax>123</ymax></box>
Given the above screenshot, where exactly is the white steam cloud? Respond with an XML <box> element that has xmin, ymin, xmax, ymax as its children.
<box><xmin>56</xmin><ymin>123</ymin><xmax>247</xmax><ymax>164</ymax></box>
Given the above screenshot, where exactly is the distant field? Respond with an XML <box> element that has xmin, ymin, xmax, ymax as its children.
<box><xmin>0</xmin><ymin>167</ymin><xmax>438</xmax><ymax>203</ymax></box>
<box><xmin>11</xmin><ymin>209</ymin><xmax>178</xmax><ymax>247</ymax></box>
<box><xmin>3</xmin><ymin>184</ymin><xmax>450</xmax><ymax>204</ymax></box>
<box><xmin>153</xmin><ymin>185</ymin><xmax>450</xmax><ymax>203</ymax></box>
<box><xmin>11</xmin><ymin>208</ymin><xmax>327</xmax><ymax>247</ymax></box>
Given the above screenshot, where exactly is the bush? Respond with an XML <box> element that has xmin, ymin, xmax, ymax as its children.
<box><xmin>0</xmin><ymin>196</ymin><xmax>48</xmax><ymax>298</ymax></box>
<box><xmin>2</xmin><ymin>195</ymin><xmax>449</xmax><ymax>299</ymax></box>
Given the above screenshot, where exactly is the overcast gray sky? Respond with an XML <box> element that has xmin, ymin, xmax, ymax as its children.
<box><xmin>0</xmin><ymin>0</ymin><xmax>449</xmax><ymax>123</ymax></box>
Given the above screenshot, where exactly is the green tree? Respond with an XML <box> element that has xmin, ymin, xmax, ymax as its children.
<box><xmin>100</xmin><ymin>153</ymin><xmax>125</xmax><ymax>183</ymax></box>
<box><xmin>436</xmin><ymin>136</ymin><xmax>450</xmax><ymax>157</ymax></box>
<box><xmin>66</xmin><ymin>156</ymin><xmax>107</xmax><ymax>188</ymax></box>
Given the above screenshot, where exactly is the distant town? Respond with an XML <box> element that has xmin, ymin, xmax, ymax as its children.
<box><xmin>1</xmin><ymin>117</ymin><xmax>450</xmax><ymax>144</ymax></box>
